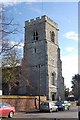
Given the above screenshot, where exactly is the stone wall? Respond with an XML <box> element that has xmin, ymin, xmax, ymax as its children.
<box><xmin>1</xmin><ymin>96</ymin><xmax>46</xmax><ymax>112</ymax></box>
<box><xmin>22</xmin><ymin>15</ymin><xmax>65</xmax><ymax>100</ymax></box>
<box><xmin>45</xmin><ymin>16</ymin><xmax>59</xmax><ymax>100</ymax></box>
<box><xmin>22</xmin><ymin>16</ymin><xmax>48</xmax><ymax>96</ymax></box>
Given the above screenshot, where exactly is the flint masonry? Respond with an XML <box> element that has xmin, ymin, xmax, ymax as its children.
<box><xmin>20</xmin><ymin>15</ymin><xmax>65</xmax><ymax>100</ymax></box>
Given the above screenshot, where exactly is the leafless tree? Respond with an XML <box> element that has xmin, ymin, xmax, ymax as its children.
<box><xmin>0</xmin><ymin>4</ymin><xmax>20</xmax><ymax>55</ymax></box>
<box><xmin>0</xmin><ymin>4</ymin><xmax>21</xmax><ymax>94</ymax></box>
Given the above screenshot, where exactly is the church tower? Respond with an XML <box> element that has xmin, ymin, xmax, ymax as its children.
<box><xmin>21</xmin><ymin>15</ymin><xmax>64</xmax><ymax>100</ymax></box>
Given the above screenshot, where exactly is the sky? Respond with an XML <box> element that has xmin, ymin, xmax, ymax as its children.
<box><xmin>1</xmin><ymin>1</ymin><xmax>78</xmax><ymax>89</ymax></box>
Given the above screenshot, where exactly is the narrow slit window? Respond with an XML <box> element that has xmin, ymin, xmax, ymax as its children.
<box><xmin>52</xmin><ymin>73</ymin><xmax>55</xmax><ymax>85</ymax></box>
<box><xmin>51</xmin><ymin>31</ymin><xmax>55</xmax><ymax>43</ymax></box>
<box><xmin>35</xmin><ymin>48</ymin><xmax>36</xmax><ymax>53</ymax></box>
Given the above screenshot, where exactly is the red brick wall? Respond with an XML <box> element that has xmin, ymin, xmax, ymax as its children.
<box><xmin>1</xmin><ymin>96</ymin><xmax>46</xmax><ymax>112</ymax></box>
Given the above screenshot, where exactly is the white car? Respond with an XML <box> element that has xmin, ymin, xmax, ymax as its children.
<box><xmin>40</xmin><ymin>101</ymin><xmax>58</xmax><ymax>112</ymax></box>
<box><xmin>64</xmin><ymin>101</ymin><xmax>71</xmax><ymax>110</ymax></box>
<box><xmin>0</xmin><ymin>90</ymin><xmax>2</xmax><ymax>95</ymax></box>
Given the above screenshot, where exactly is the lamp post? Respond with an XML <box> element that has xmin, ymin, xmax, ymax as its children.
<box><xmin>78</xmin><ymin>111</ymin><xmax>80</xmax><ymax>119</ymax></box>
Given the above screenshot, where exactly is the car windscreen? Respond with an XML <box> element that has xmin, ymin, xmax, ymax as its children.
<box><xmin>56</xmin><ymin>102</ymin><xmax>64</xmax><ymax>105</ymax></box>
<box><xmin>0</xmin><ymin>103</ymin><xmax>10</xmax><ymax>108</ymax></box>
<box><xmin>0</xmin><ymin>103</ymin><xmax>2</xmax><ymax>108</ymax></box>
<box><xmin>41</xmin><ymin>102</ymin><xmax>49</xmax><ymax>107</ymax></box>
<box><xmin>2</xmin><ymin>103</ymin><xmax>9</xmax><ymax>107</ymax></box>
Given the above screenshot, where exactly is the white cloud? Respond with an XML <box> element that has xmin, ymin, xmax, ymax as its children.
<box><xmin>66</xmin><ymin>47</ymin><xmax>75</xmax><ymax>52</ymax></box>
<box><xmin>0</xmin><ymin>0</ymin><xmax>37</xmax><ymax>4</ymax></box>
<box><xmin>61</xmin><ymin>54</ymin><xmax>78</xmax><ymax>89</ymax></box>
<box><xmin>0</xmin><ymin>0</ymin><xmax>78</xmax><ymax>4</ymax></box>
<box><xmin>0</xmin><ymin>1</ymin><xmax>16</xmax><ymax>6</ymax></box>
<box><xmin>10</xmin><ymin>41</ymin><xmax>24</xmax><ymax>49</ymax></box>
<box><xmin>18</xmin><ymin>42</ymin><xmax>24</xmax><ymax>49</ymax></box>
<box><xmin>0</xmin><ymin>0</ymin><xmax>40</xmax><ymax>8</ymax></box>
<box><xmin>63</xmin><ymin>32</ymin><xmax>78</xmax><ymax>41</ymax></box>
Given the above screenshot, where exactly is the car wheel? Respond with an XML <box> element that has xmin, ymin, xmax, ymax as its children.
<box><xmin>62</xmin><ymin>107</ymin><xmax>65</xmax><ymax>111</ymax></box>
<box><xmin>56</xmin><ymin>108</ymin><xmax>58</xmax><ymax>112</ymax></box>
<box><xmin>67</xmin><ymin>107</ymin><xmax>70</xmax><ymax>110</ymax></box>
<box><xmin>8</xmin><ymin>111</ymin><xmax>14</xmax><ymax>118</ymax></box>
<box><xmin>50</xmin><ymin>108</ymin><xmax>52</xmax><ymax>113</ymax></box>
<box><xmin>62</xmin><ymin>108</ymin><xmax>63</xmax><ymax>111</ymax></box>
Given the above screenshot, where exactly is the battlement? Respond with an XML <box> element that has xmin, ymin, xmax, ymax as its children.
<box><xmin>25</xmin><ymin>15</ymin><xmax>46</xmax><ymax>24</ymax></box>
<box><xmin>25</xmin><ymin>15</ymin><xmax>58</xmax><ymax>28</ymax></box>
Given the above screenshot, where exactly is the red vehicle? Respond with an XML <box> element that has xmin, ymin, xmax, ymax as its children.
<box><xmin>0</xmin><ymin>103</ymin><xmax>15</xmax><ymax>118</ymax></box>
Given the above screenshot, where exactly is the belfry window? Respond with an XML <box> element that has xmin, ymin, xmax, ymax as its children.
<box><xmin>33</xmin><ymin>31</ymin><xmax>38</xmax><ymax>40</ymax></box>
<box><xmin>51</xmin><ymin>31</ymin><xmax>55</xmax><ymax>43</ymax></box>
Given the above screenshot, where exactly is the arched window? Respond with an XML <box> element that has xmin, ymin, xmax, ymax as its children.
<box><xmin>50</xmin><ymin>31</ymin><xmax>55</xmax><ymax>43</ymax></box>
<box><xmin>33</xmin><ymin>31</ymin><xmax>38</xmax><ymax>40</ymax></box>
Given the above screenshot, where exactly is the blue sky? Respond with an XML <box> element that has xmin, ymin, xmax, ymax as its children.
<box><xmin>3</xmin><ymin>2</ymin><xmax>78</xmax><ymax>89</ymax></box>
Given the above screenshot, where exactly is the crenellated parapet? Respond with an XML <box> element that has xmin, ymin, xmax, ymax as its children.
<box><xmin>25</xmin><ymin>15</ymin><xmax>45</xmax><ymax>24</ymax></box>
<box><xmin>25</xmin><ymin>15</ymin><xmax>59</xmax><ymax>30</ymax></box>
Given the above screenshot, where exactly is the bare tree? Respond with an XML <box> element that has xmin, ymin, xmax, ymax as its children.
<box><xmin>0</xmin><ymin>4</ymin><xmax>21</xmax><ymax>95</ymax></box>
<box><xmin>0</xmin><ymin>4</ymin><xmax>20</xmax><ymax>55</ymax></box>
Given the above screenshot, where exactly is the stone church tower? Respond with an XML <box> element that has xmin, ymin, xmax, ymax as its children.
<box><xmin>20</xmin><ymin>15</ymin><xmax>65</xmax><ymax>100</ymax></box>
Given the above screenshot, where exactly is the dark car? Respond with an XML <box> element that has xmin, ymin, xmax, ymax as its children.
<box><xmin>0</xmin><ymin>103</ymin><xmax>15</xmax><ymax>118</ymax></box>
<box><xmin>56</xmin><ymin>101</ymin><xmax>71</xmax><ymax>111</ymax></box>
<box><xmin>76</xmin><ymin>99</ymin><xmax>80</xmax><ymax>106</ymax></box>
<box><xmin>40</xmin><ymin>101</ymin><xmax>58</xmax><ymax>112</ymax></box>
<box><xmin>56</xmin><ymin>101</ymin><xmax>65</xmax><ymax>111</ymax></box>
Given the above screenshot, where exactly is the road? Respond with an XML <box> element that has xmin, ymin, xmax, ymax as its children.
<box><xmin>2</xmin><ymin>106</ymin><xmax>79</xmax><ymax>119</ymax></box>
<box><xmin>14</xmin><ymin>106</ymin><xmax>78</xmax><ymax>119</ymax></box>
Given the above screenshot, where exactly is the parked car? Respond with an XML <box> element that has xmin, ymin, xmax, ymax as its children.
<box><xmin>40</xmin><ymin>101</ymin><xmax>58</xmax><ymax>112</ymax></box>
<box><xmin>56</xmin><ymin>101</ymin><xmax>71</xmax><ymax>111</ymax></box>
<box><xmin>66</xmin><ymin>96</ymin><xmax>75</xmax><ymax>101</ymax></box>
<box><xmin>76</xmin><ymin>99</ymin><xmax>80</xmax><ymax>106</ymax></box>
<box><xmin>0</xmin><ymin>103</ymin><xmax>15</xmax><ymax>118</ymax></box>
<box><xmin>63</xmin><ymin>101</ymin><xmax>71</xmax><ymax>110</ymax></box>
<box><xmin>56</xmin><ymin>101</ymin><xmax>65</xmax><ymax>111</ymax></box>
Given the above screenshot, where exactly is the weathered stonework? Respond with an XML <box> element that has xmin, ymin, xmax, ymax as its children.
<box><xmin>20</xmin><ymin>15</ymin><xmax>65</xmax><ymax>100</ymax></box>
